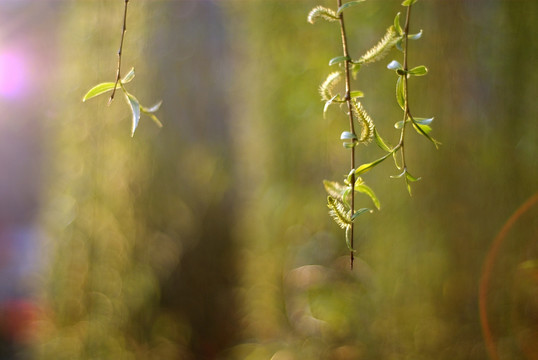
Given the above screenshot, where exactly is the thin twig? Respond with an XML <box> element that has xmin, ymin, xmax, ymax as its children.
<box><xmin>337</xmin><ymin>0</ymin><xmax>356</xmax><ymax>270</ymax></box>
<box><xmin>399</xmin><ymin>5</ymin><xmax>412</xmax><ymax>173</ymax></box>
<box><xmin>109</xmin><ymin>0</ymin><xmax>129</xmax><ymax>105</ymax></box>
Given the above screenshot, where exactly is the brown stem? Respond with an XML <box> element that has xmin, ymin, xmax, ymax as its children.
<box><xmin>337</xmin><ymin>0</ymin><xmax>357</xmax><ymax>270</ymax></box>
<box><xmin>109</xmin><ymin>0</ymin><xmax>129</xmax><ymax>105</ymax></box>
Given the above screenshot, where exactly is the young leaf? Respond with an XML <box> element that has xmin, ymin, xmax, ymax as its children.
<box><xmin>124</xmin><ymin>92</ymin><xmax>141</xmax><ymax>137</ymax></box>
<box><xmin>394</xmin><ymin>120</ymin><xmax>404</xmax><ymax>129</ymax></box>
<box><xmin>355</xmin><ymin>151</ymin><xmax>392</xmax><ymax>176</ymax></box>
<box><xmin>387</xmin><ymin>60</ymin><xmax>402</xmax><ymax>70</ymax></box>
<box><xmin>402</xmin><ymin>0</ymin><xmax>418</xmax><ymax>6</ymax></box>
<box><xmin>413</xmin><ymin>122</ymin><xmax>432</xmax><ymax>134</ymax></box>
<box><xmin>405</xmin><ymin>170</ymin><xmax>421</xmax><ymax>182</ymax></box>
<box><xmin>329</xmin><ymin>55</ymin><xmax>351</xmax><ymax>66</ymax></box>
<box><xmin>336</xmin><ymin>0</ymin><xmax>366</xmax><ymax>16</ymax></box>
<box><xmin>323</xmin><ymin>94</ymin><xmax>339</xmax><ymax>116</ymax></box>
<box><xmin>373</xmin><ymin>128</ymin><xmax>391</xmax><ymax>152</ymax></box>
<box><xmin>414</xmin><ymin>117</ymin><xmax>434</xmax><ymax>125</ymax></box>
<box><xmin>82</xmin><ymin>82</ymin><xmax>118</xmax><ymax>102</ymax></box>
<box><xmin>355</xmin><ymin>182</ymin><xmax>381</xmax><ymax>210</ymax></box>
<box><xmin>350</xmin><ymin>90</ymin><xmax>364</xmax><ymax>98</ymax></box>
<box><xmin>341</xmin><ymin>131</ymin><xmax>357</xmax><ymax>140</ymax></box>
<box><xmin>408</xmin><ymin>30</ymin><xmax>423</xmax><ymax>40</ymax></box>
<box><xmin>410</xmin><ymin>117</ymin><xmax>441</xmax><ymax>148</ymax></box>
<box><xmin>396</xmin><ymin>76</ymin><xmax>405</xmax><ymax>110</ymax></box>
<box><xmin>121</xmin><ymin>67</ymin><xmax>135</xmax><ymax>84</ymax></box>
<box><xmin>408</xmin><ymin>65</ymin><xmax>428</xmax><ymax>76</ymax></box>
<box><xmin>351</xmin><ymin>208</ymin><xmax>372</xmax><ymax>221</ymax></box>
<box><xmin>394</xmin><ymin>12</ymin><xmax>403</xmax><ymax>35</ymax></box>
<box><xmin>143</xmin><ymin>100</ymin><xmax>162</xmax><ymax>113</ymax></box>
<box><xmin>345</xmin><ymin>226</ymin><xmax>354</xmax><ymax>252</ymax></box>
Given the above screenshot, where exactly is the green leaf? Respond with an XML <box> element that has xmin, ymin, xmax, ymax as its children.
<box><xmin>408</xmin><ymin>30</ymin><xmax>423</xmax><ymax>40</ymax></box>
<box><xmin>373</xmin><ymin>128</ymin><xmax>391</xmax><ymax>152</ymax></box>
<box><xmin>82</xmin><ymin>82</ymin><xmax>117</xmax><ymax>102</ymax></box>
<box><xmin>408</xmin><ymin>65</ymin><xmax>428</xmax><ymax>76</ymax></box>
<box><xmin>124</xmin><ymin>92</ymin><xmax>141</xmax><ymax>137</ymax></box>
<box><xmin>394</xmin><ymin>12</ymin><xmax>403</xmax><ymax>35</ymax></box>
<box><xmin>402</xmin><ymin>0</ymin><xmax>418</xmax><ymax>6</ymax></box>
<box><xmin>343</xmin><ymin>142</ymin><xmax>358</xmax><ymax>149</ymax></box>
<box><xmin>351</xmin><ymin>208</ymin><xmax>372</xmax><ymax>221</ymax></box>
<box><xmin>350</xmin><ymin>90</ymin><xmax>364</xmax><ymax>98</ymax></box>
<box><xmin>355</xmin><ymin>182</ymin><xmax>381</xmax><ymax>210</ymax></box>
<box><xmin>340</xmin><ymin>131</ymin><xmax>357</xmax><ymax>140</ymax></box>
<box><xmin>329</xmin><ymin>55</ymin><xmax>350</xmax><ymax>66</ymax></box>
<box><xmin>394</xmin><ymin>120</ymin><xmax>404</xmax><ymax>129</ymax></box>
<box><xmin>414</xmin><ymin>117</ymin><xmax>434</xmax><ymax>125</ymax></box>
<box><xmin>410</xmin><ymin>117</ymin><xmax>441</xmax><ymax>148</ymax></box>
<box><xmin>390</xmin><ymin>169</ymin><xmax>406</xmax><ymax>179</ymax></box>
<box><xmin>396</xmin><ymin>39</ymin><xmax>404</xmax><ymax>52</ymax></box>
<box><xmin>146</xmin><ymin>113</ymin><xmax>163</xmax><ymax>128</ymax></box>
<box><xmin>345</xmin><ymin>226</ymin><xmax>354</xmax><ymax>252</ymax></box>
<box><xmin>336</xmin><ymin>0</ymin><xmax>366</xmax><ymax>16</ymax></box>
<box><xmin>323</xmin><ymin>94</ymin><xmax>339</xmax><ymax>116</ymax></box>
<box><xmin>355</xmin><ymin>152</ymin><xmax>392</xmax><ymax>176</ymax></box>
<box><xmin>406</xmin><ymin>170</ymin><xmax>421</xmax><ymax>182</ymax></box>
<box><xmin>121</xmin><ymin>67</ymin><xmax>135</xmax><ymax>84</ymax></box>
<box><xmin>387</xmin><ymin>60</ymin><xmax>402</xmax><ymax>70</ymax></box>
<box><xmin>413</xmin><ymin>123</ymin><xmax>432</xmax><ymax>134</ymax></box>
<box><xmin>396</xmin><ymin>76</ymin><xmax>405</xmax><ymax>110</ymax></box>
<box><xmin>142</xmin><ymin>100</ymin><xmax>162</xmax><ymax>113</ymax></box>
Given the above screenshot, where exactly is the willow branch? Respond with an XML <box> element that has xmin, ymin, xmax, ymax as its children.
<box><xmin>398</xmin><ymin>5</ymin><xmax>412</xmax><ymax>170</ymax></box>
<box><xmin>108</xmin><ymin>0</ymin><xmax>129</xmax><ymax>105</ymax></box>
<box><xmin>337</xmin><ymin>0</ymin><xmax>356</xmax><ymax>270</ymax></box>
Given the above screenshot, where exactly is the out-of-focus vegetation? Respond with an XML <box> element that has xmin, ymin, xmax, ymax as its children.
<box><xmin>0</xmin><ymin>1</ymin><xmax>536</xmax><ymax>359</ymax></box>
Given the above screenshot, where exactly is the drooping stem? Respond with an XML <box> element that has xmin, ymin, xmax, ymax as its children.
<box><xmin>337</xmin><ymin>0</ymin><xmax>357</xmax><ymax>270</ymax></box>
<box><xmin>109</xmin><ymin>0</ymin><xmax>129</xmax><ymax>105</ymax></box>
<box><xmin>398</xmin><ymin>5</ymin><xmax>412</xmax><ymax>172</ymax></box>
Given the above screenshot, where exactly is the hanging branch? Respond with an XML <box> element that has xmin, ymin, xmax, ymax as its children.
<box><xmin>82</xmin><ymin>0</ymin><xmax>163</xmax><ymax>137</ymax></box>
<box><xmin>336</xmin><ymin>0</ymin><xmax>358</xmax><ymax>269</ymax></box>
<box><xmin>309</xmin><ymin>0</ymin><xmax>437</xmax><ymax>269</ymax></box>
<box><xmin>109</xmin><ymin>0</ymin><xmax>129</xmax><ymax>105</ymax></box>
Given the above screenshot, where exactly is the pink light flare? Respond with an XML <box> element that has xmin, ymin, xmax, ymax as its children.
<box><xmin>0</xmin><ymin>50</ymin><xmax>28</xmax><ymax>100</ymax></box>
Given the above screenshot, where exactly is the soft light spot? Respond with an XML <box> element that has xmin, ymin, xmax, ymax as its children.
<box><xmin>0</xmin><ymin>51</ymin><xmax>27</xmax><ymax>99</ymax></box>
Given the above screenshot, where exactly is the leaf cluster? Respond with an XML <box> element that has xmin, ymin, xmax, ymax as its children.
<box><xmin>83</xmin><ymin>68</ymin><xmax>163</xmax><ymax>137</ymax></box>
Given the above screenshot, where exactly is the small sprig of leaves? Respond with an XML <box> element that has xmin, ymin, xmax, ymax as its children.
<box><xmin>309</xmin><ymin>0</ymin><xmax>437</xmax><ymax>268</ymax></box>
<box><xmin>82</xmin><ymin>0</ymin><xmax>162</xmax><ymax>137</ymax></box>
<box><xmin>83</xmin><ymin>67</ymin><xmax>163</xmax><ymax>137</ymax></box>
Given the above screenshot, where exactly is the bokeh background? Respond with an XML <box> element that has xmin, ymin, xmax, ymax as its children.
<box><xmin>0</xmin><ymin>0</ymin><xmax>537</xmax><ymax>359</ymax></box>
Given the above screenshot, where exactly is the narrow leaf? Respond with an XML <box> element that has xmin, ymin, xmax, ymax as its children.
<box><xmin>408</xmin><ymin>30</ymin><xmax>423</xmax><ymax>40</ymax></box>
<box><xmin>373</xmin><ymin>128</ymin><xmax>391</xmax><ymax>152</ymax></box>
<box><xmin>387</xmin><ymin>60</ymin><xmax>402</xmax><ymax>70</ymax></box>
<box><xmin>350</xmin><ymin>90</ymin><xmax>364</xmax><ymax>98</ymax></box>
<box><xmin>336</xmin><ymin>0</ymin><xmax>366</xmax><ymax>16</ymax></box>
<box><xmin>329</xmin><ymin>55</ymin><xmax>350</xmax><ymax>66</ymax></box>
<box><xmin>402</xmin><ymin>0</ymin><xmax>418</xmax><ymax>6</ymax></box>
<box><xmin>408</xmin><ymin>65</ymin><xmax>428</xmax><ymax>76</ymax></box>
<box><xmin>351</xmin><ymin>208</ymin><xmax>372</xmax><ymax>221</ymax></box>
<box><xmin>394</xmin><ymin>12</ymin><xmax>403</xmax><ymax>35</ymax></box>
<box><xmin>142</xmin><ymin>100</ymin><xmax>162</xmax><ymax>113</ymax></box>
<box><xmin>394</xmin><ymin>120</ymin><xmax>405</xmax><ymax>129</ymax></box>
<box><xmin>410</xmin><ymin>117</ymin><xmax>441</xmax><ymax>148</ymax></box>
<box><xmin>406</xmin><ymin>171</ymin><xmax>421</xmax><ymax>182</ymax></box>
<box><xmin>341</xmin><ymin>131</ymin><xmax>357</xmax><ymax>140</ymax></box>
<box><xmin>121</xmin><ymin>67</ymin><xmax>135</xmax><ymax>84</ymax></box>
<box><xmin>355</xmin><ymin>183</ymin><xmax>381</xmax><ymax>210</ymax></box>
<box><xmin>355</xmin><ymin>152</ymin><xmax>392</xmax><ymax>176</ymax></box>
<box><xmin>390</xmin><ymin>169</ymin><xmax>406</xmax><ymax>179</ymax></box>
<box><xmin>413</xmin><ymin>123</ymin><xmax>432</xmax><ymax>134</ymax></box>
<box><xmin>396</xmin><ymin>76</ymin><xmax>405</xmax><ymax>110</ymax></box>
<box><xmin>414</xmin><ymin>117</ymin><xmax>434</xmax><ymax>125</ymax></box>
<box><xmin>345</xmin><ymin>226</ymin><xmax>355</xmax><ymax>252</ymax></box>
<box><xmin>124</xmin><ymin>92</ymin><xmax>141</xmax><ymax>137</ymax></box>
<box><xmin>323</xmin><ymin>94</ymin><xmax>339</xmax><ymax>116</ymax></box>
<box><xmin>82</xmin><ymin>82</ymin><xmax>117</xmax><ymax>102</ymax></box>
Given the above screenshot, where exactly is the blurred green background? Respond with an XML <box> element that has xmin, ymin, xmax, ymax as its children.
<box><xmin>0</xmin><ymin>0</ymin><xmax>537</xmax><ymax>359</ymax></box>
